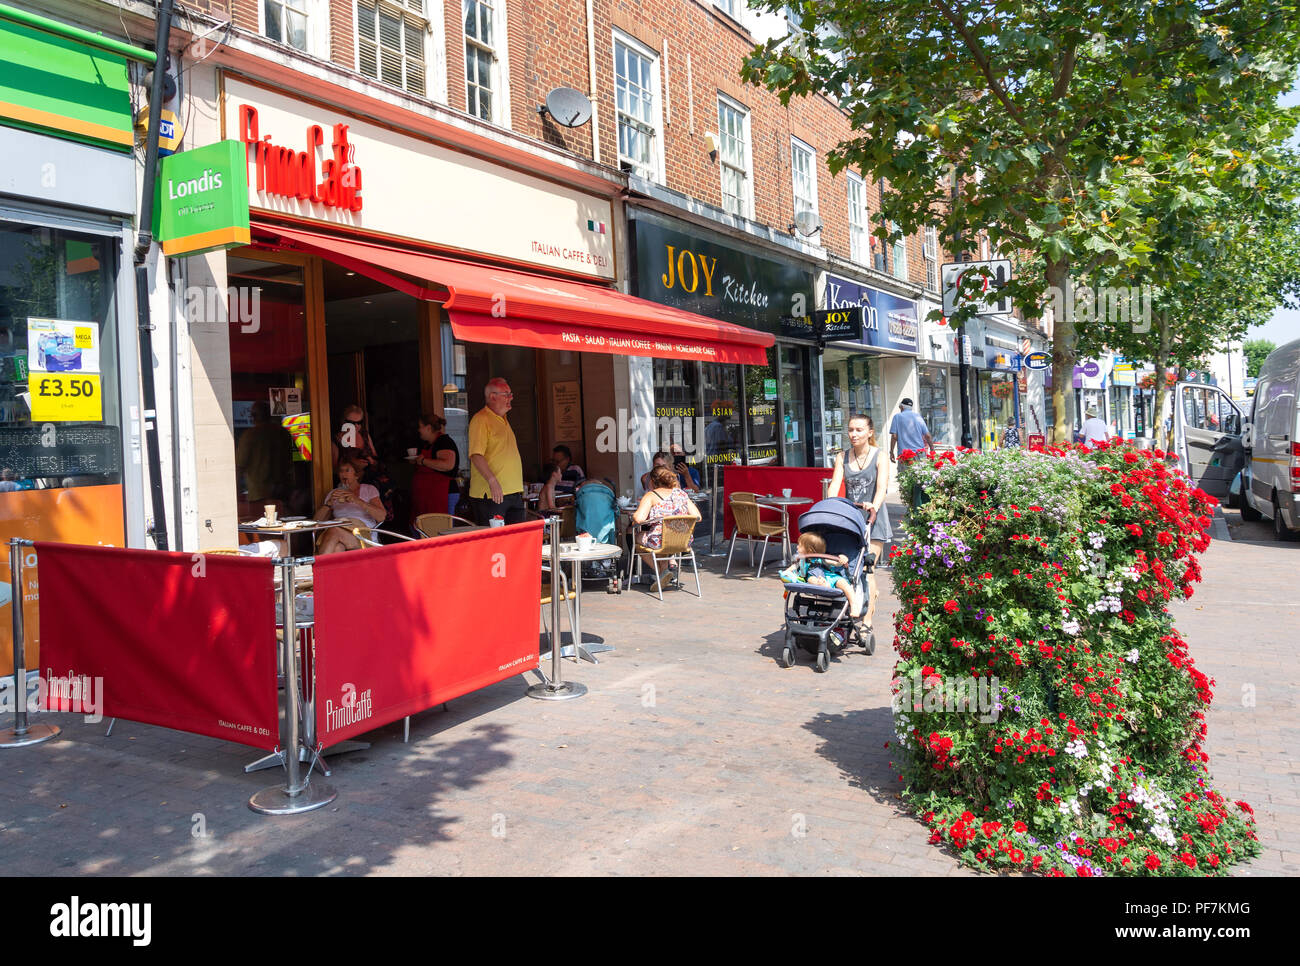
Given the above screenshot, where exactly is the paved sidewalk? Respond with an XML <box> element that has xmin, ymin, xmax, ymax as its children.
<box><xmin>1</xmin><ymin>503</ymin><xmax>1296</xmax><ymax>876</ymax></box>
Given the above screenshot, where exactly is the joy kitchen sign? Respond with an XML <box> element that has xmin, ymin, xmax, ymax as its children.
<box><xmin>631</xmin><ymin>215</ymin><xmax>814</xmax><ymax>331</ymax></box>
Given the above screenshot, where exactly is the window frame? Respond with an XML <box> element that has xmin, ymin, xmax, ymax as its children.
<box><xmin>890</xmin><ymin>220</ymin><xmax>908</xmax><ymax>282</ymax></box>
<box><xmin>923</xmin><ymin>224</ymin><xmax>939</xmax><ymax>292</ymax></box>
<box><xmin>846</xmin><ymin>170</ymin><xmax>868</xmax><ymax>265</ymax></box>
<box><xmin>262</xmin><ymin>0</ymin><xmax>329</xmax><ymax>57</ymax></box>
<box><xmin>790</xmin><ymin>136</ymin><xmax>818</xmax><ymax>221</ymax></box>
<box><xmin>463</xmin><ymin>0</ymin><xmax>511</xmax><ymax>126</ymax></box>
<box><xmin>611</xmin><ymin>30</ymin><xmax>664</xmax><ymax>183</ymax></box>
<box><xmin>717</xmin><ymin>93</ymin><xmax>754</xmax><ymax>220</ymax></box>
<box><xmin>354</xmin><ymin>0</ymin><xmax>430</xmax><ymax>98</ymax></box>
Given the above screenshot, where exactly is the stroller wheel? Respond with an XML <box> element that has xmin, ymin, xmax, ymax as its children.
<box><xmin>814</xmin><ymin>649</ymin><xmax>829</xmax><ymax>673</ymax></box>
<box><xmin>863</xmin><ymin>629</ymin><xmax>876</xmax><ymax>655</ymax></box>
<box><xmin>780</xmin><ymin>636</ymin><xmax>797</xmax><ymax>668</ymax></box>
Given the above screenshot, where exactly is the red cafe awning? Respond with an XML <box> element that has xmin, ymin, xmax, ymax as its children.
<box><xmin>254</xmin><ymin>223</ymin><xmax>773</xmax><ymax>365</ymax></box>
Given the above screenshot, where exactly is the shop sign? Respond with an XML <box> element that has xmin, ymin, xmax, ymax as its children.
<box><xmin>779</xmin><ymin>314</ymin><xmax>819</xmax><ymax>341</ymax></box>
<box><xmin>630</xmin><ymin>214</ymin><xmax>814</xmax><ymax>330</ymax></box>
<box><xmin>154</xmin><ymin>139</ymin><xmax>251</xmax><ymax>256</ymax></box>
<box><xmin>223</xmin><ymin>77</ymin><xmax>615</xmax><ymax>279</ymax></box>
<box><xmin>0</xmin><ymin>19</ymin><xmax>132</xmax><ymax>151</ymax></box>
<box><xmin>823</xmin><ymin>275</ymin><xmax>919</xmax><ymax>353</ymax></box>
<box><xmin>1111</xmin><ymin>360</ymin><xmax>1137</xmax><ymax>386</ymax></box>
<box><xmin>1024</xmin><ymin>351</ymin><xmax>1051</xmax><ymax>370</ymax></box>
<box><xmin>0</xmin><ymin>425</ymin><xmax>120</xmax><ymax>477</ymax></box>
<box><xmin>988</xmin><ymin>351</ymin><xmax>1021</xmax><ymax>371</ymax></box>
<box><xmin>815</xmin><ymin>306</ymin><xmax>863</xmax><ymax>343</ymax></box>
<box><xmin>763</xmin><ymin>378</ymin><xmax>777</xmax><ymax>400</ymax></box>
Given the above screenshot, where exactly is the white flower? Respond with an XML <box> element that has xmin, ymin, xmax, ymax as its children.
<box><xmin>1062</xmin><ymin>618</ymin><xmax>1080</xmax><ymax>636</ymax></box>
<box><xmin>1125</xmin><ymin>649</ymin><xmax>1139</xmax><ymax>663</ymax></box>
<box><xmin>1087</xmin><ymin>531</ymin><xmax>1106</xmax><ymax>549</ymax></box>
<box><xmin>1065</xmin><ymin>739</ymin><xmax>1088</xmax><ymax>759</ymax></box>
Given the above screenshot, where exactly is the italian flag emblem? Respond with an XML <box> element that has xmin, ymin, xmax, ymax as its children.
<box><xmin>587</xmin><ymin>219</ymin><xmax>606</xmax><ymax>234</ymax></box>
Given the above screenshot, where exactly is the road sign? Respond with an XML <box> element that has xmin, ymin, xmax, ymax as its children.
<box><xmin>1024</xmin><ymin>351</ymin><xmax>1051</xmax><ymax>371</ymax></box>
<box><xmin>941</xmin><ymin>259</ymin><xmax>1012</xmax><ymax>317</ymax></box>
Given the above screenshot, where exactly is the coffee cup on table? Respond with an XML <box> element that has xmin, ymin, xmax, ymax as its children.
<box><xmin>575</xmin><ymin>532</ymin><xmax>594</xmax><ymax>551</ymax></box>
<box><xmin>407</xmin><ymin>447</ymin><xmax>418</xmax><ymax>458</ymax></box>
<box><xmin>782</xmin><ymin>488</ymin><xmax>793</xmax><ymax>499</ymax></box>
<box><xmin>264</xmin><ymin>505</ymin><xmax>278</xmax><ymax>525</ymax></box>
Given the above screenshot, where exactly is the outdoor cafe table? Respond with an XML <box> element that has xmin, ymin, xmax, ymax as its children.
<box><xmin>542</xmin><ymin>540</ymin><xmax>621</xmax><ymax>664</ymax></box>
<box><xmin>238</xmin><ymin>518</ymin><xmax>351</xmax><ymax>557</ymax></box>
<box><xmin>755</xmin><ymin>495</ymin><xmax>813</xmax><ymax>564</ymax></box>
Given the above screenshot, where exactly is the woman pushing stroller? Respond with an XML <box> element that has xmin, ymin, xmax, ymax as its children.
<box><xmin>826</xmin><ymin>413</ymin><xmax>891</xmax><ymax>635</ymax></box>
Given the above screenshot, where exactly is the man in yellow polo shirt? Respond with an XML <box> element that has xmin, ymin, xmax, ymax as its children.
<box><xmin>468</xmin><ymin>376</ymin><xmax>526</xmax><ymax>525</ymax></box>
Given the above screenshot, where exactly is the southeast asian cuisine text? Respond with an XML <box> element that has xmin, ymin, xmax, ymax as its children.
<box><xmin>238</xmin><ymin>105</ymin><xmax>363</xmax><ymax>212</ymax></box>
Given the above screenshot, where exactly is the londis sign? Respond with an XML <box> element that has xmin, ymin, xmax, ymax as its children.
<box><xmin>238</xmin><ymin>105</ymin><xmax>363</xmax><ymax>212</ymax></box>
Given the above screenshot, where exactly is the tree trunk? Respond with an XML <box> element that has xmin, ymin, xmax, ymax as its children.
<box><xmin>1151</xmin><ymin>309</ymin><xmax>1172</xmax><ymax>450</ymax></box>
<box><xmin>1047</xmin><ymin>257</ymin><xmax>1074</xmax><ymax>444</ymax></box>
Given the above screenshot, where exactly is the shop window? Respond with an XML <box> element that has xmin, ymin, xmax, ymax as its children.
<box><xmin>464</xmin><ymin>0</ymin><xmax>502</xmax><ymax>123</ymax></box>
<box><xmin>0</xmin><ymin>223</ymin><xmax>123</xmax><ymax>501</ymax></box>
<box><xmin>613</xmin><ymin>32</ymin><xmax>663</xmax><ymax>182</ymax></box>
<box><xmin>918</xmin><ymin>364</ymin><xmax>954</xmax><ymax>447</ymax></box>
<box><xmin>822</xmin><ymin>349</ymin><xmax>884</xmax><ymax>461</ymax></box>
<box><xmin>357</xmin><ymin>0</ymin><xmax>427</xmax><ymax>97</ymax></box>
<box><xmin>717</xmin><ymin>95</ymin><xmax>753</xmax><ymax>219</ymax></box>
<box><xmin>227</xmin><ymin>253</ymin><xmax>315</xmax><ymax>521</ymax></box>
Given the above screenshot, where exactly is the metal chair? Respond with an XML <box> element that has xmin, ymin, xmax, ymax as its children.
<box><xmin>350</xmin><ymin>527</ymin><xmax>420</xmax><ymax>548</ymax></box>
<box><xmin>414</xmin><ymin>512</ymin><xmax>477</xmax><ymax>537</ymax></box>
<box><xmin>726</xmin><ymin>497</ymin><xmax>787</xmax><ymax>578</ymax></box>
<box><xmin>627</xmin><ymin>514</ymin><xmax>702</xmax><ymax>600</ymax></box>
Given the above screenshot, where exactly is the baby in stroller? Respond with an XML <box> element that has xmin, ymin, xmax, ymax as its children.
<box><xmin>777</xmin><ymin>497</ymin><xmax>875</xmax><ymax>672</ymax></box>
<box><xmin>779</xmin><ymin>532</ymin><xmax>862</xmax><ymax>618</ymax></box>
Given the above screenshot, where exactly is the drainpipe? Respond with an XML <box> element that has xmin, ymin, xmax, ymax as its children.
<box><xmin>585</xmin><ymin>0</ymin><xmax>600</xmax><ymax>163</ymax></box>
<box><xmin>133</xmin><ymin>0</ymin><xmax>176</xmax><ymax>550</ymax></box>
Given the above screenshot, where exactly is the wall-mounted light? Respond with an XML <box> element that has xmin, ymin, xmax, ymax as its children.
<box><xmin>443</xmin><ymin>383</ymin><xmax>459</xmax><ymax>394</ymax></box>
<box><xmin>704</xmin><ymin>131</ymin><xmax>719</xmax><ymax>162</ymax></box>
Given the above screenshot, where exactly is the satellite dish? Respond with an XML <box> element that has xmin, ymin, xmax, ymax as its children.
<box><xmin>792</xmin><ymin>209</ymin><xmax>823</xmax><ymax>237</ymax></box>
<box><xmin>539</xmin><ymin>88</ymin><xmax>593</xmax><ymax>128</ymax></box>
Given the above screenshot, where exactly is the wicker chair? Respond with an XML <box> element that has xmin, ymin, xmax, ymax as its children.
<box><xmin>628</xmin><ymin>514</ymin><xmax>701</xmax><ymax>600</ymax></box>
<box><xmin>726</xmin><ymin>496</ymin><xmax>787</xmax><ymax>578</ymax></box>
<box><xmin>414</xmin><ymin>512</ymin><xmax>477</xmax><ymax>537</ymax></box>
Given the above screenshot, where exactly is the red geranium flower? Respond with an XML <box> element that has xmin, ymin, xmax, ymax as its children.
<box><xmin>1145</xmin><ymin>854</ymin><xmax>1161</xmax><ymax>870</ymax></box>
<box><xmin>944</xmin><ymin>599</ymin><xmax>959</xmax><ymax>614</ymax></box>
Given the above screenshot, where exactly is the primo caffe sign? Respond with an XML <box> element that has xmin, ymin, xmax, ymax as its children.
<box><xmin>630</xmin><ymin>213</ymin><xmax>814</xmax><ymax>332</ymax></box>
<box><xmin>221</xmin><ymin>76</ymin><xmax>614</xmax><ymax>279</ymax></box>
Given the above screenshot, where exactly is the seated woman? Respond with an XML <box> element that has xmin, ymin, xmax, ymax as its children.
<box><xmin>314</xmin><ymin>457</ymin><xmax>388</xmax><ymax>554</ymax></box>
<box><xmin>639</xmin><ymin>452</ymin><xmax>671</xmax><ymax>493</ymax></box>
<box><xmin>631</xmin><ymin>465</ymin><xmax>702</xmax><ymax>584</ymax></box>
<box><xmin>536</xmin><ymin>461</ymin><xmax>564</xmax><ymax>515</ymax></box>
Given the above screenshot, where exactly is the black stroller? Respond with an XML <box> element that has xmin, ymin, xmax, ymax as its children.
<box><xmin>779</xmin><ymin>498</ymin><xmax>876</xmax><ymax>672</ymax></box>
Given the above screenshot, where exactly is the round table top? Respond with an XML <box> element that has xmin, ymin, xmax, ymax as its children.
<box><xmin>542</xmin><ymin>541</ymin><xmax>623</xmax><ymax>562</ymax></box>
<box><xmin>238</xmin><ymin>518</ymin><xmax>349</xmax><ymax>534</ymax></box>
<box><xmin>756</xmin><ymin>495</ymin><xmax>813</xmax><ymax>506</ymax></box>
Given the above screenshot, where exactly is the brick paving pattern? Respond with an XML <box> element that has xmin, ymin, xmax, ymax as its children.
<box><xmin>2</xmin><ymin>502</ymin><xmax>1295</xmax><ymax>876</ymax></box>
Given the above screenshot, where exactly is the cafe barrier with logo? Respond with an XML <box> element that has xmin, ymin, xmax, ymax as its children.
<box><xmin>5</xmin><ymin>523</ymin><xmax>547</xmax><ymax>811</ymax></box>
<box><xmin>35</xmin><ymin>543</ymin><xmax>280</xmax><ymax>748</ymax></box>
<box><xmin>311</xmin><ymin>522</ymin><xmax>543</xmax><ymax>747</ymax></box>
<box><xmin>722</xmin><ymin>467</ymin><xmax>834</xmax><ymax>543</ymax></box>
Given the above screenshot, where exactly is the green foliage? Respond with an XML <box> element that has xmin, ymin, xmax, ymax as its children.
<box><xmin>1243</xmin><ymin>338</ymin><xmax>1278</xmax><ymax>376</ymax></box>
<box><xmin>889</xmin><ymin>443</ymin><xmax>1259</xmax><ymax>875</ymax></box>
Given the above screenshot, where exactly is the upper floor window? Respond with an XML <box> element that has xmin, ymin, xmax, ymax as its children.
<box><xmin>265</xmin><ymin>0</ymin><xmax>310</xmax><ymax>51</ymax></box>
<box><xmin>717</xmin><ymin>95</ymin><xmax>753</xmax><ymax>219</ymax></box>
<box><xmin>357</xmin><ymin>0</ymin><xmax>426</xmax><ymax>97</ymax></box>
<box><xmin>923</xmin><ymin>225</ymin><xmax>939</xmax><ymax>292</ymax></box>
<box><xmin>614</xmin><ymin>33</ymin><xmax>662</xmax><ymax>182</ymax></box>
<box><xmin>847</xmin><ymin>172</ymin><xmax>868</xmax><ymax>264</ymax></box>
<box><xmin>465</xmin><ymin>0</ymin><xmax>501</xmax><ymax>122</ymax></box>
<box><xmin>890</xmin><ymin>222</ymin><xmax>908</xmax><ymax>281</ymax></box>
<box><xmin>791</xmin><ymin>137</ymin><xmax>817</xmax><ymax>220</ymax></box>
<box><xmin>715</xmin><ymin>0</ymin><xmax>741</xmax><ymax>18</ymax></box>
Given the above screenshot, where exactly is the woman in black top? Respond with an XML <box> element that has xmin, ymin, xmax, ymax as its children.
<box><xmin>409</xmin><ymin>413</ymin><xmax>460</xmax><ymax>521</ymax></box>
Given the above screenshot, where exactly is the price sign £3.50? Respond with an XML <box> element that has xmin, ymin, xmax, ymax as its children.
<box><xmin>31</xmin><ymin>373</ymin><xmax>102</xmax><ymax>421</ymax></box>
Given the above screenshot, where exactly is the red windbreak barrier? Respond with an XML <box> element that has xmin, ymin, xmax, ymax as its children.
<box><xmin>722</xmin><ymin>467</ymin><xmax>837</xmax><ymax>543</ymax></box>
<box><xmin>35</xmin><ymin>543</ymin><xmax>279</xmax><ymax>750</ymax></box>
<box><xmin>311</xmin><ymin>522</ymin><xmax>543</xmax><ymax>747</ymax></box>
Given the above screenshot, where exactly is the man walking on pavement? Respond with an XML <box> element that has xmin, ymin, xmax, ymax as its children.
<box><xmin>890</xmin><ymin>398</ymin><xmax>935</xmax><ymax>509</ymax></box>
<box><xmin>1080</xmin><ymin>406</ymin><xmax>1111</xmax><ymax>448</ymax></box>
<box><xmin>468</xmin><ymin>376</ymin><xmax>526</xmax><ymax>525</ymax></box>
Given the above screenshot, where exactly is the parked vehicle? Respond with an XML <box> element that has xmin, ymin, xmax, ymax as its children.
<box><xmin>1242</xmin><ymin>339</ymin><xmax>1300</xmax><ymax>540</ymax></box>
<box><xmin>1171</xmin><ymin>380</ymin><xmax>1244</xmax><ymax>501</ymax></box>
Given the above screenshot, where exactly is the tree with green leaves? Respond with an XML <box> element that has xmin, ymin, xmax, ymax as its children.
<box><xmin>742</xmin><ymin>0</ymin><xmax>1300</xmax><ymax>442</ymax></box>
<box><xmin>1244</xmin><ymin>338</ymin><xmax>1279</xmax><ymax>375</ymax></box>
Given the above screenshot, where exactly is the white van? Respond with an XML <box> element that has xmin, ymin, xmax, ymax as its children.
<box><xmin>1241</xmin><ymin>338</ymin><xmax>1300</xmax><ymax>540</ymax></box>
<box><xmin>1171</xmin><ymin>380</ymin><xmax>1244</xmax><ymax>501</ymax></box>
